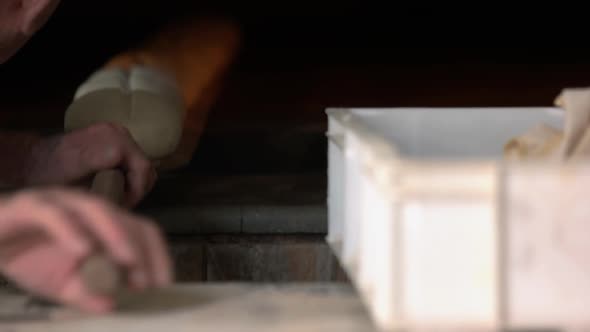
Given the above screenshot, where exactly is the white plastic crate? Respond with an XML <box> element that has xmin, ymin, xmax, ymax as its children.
<box><xmin>326</xmin><ymin>107</ymin><xmax>590</xmax><ymax>331</ymax></box>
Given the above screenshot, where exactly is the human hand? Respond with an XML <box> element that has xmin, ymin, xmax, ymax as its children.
<box><xmin>0</xmin><ymin>188</ymin><xmax>172</xmax><ymax>313</ymax></box>
<box><xmin>24</xmin><ymin>123</ymin><xmax>157</xmax><ymax>207</ymax></box>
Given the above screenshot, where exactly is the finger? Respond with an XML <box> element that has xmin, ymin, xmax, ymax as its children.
<box><xmin>0</xmin><ymin>193</ymin><xmax>90</xmax><ymax>257</ymax></box>
<box><xmin>45</xmin><ymin>189</ymin><xmax>137</xmax><ymax>266</ymax></box>
<box><xmin>58</xmin><ymin>274</ymin><xmax>114</xmax><ymax>314</ymax></box>
<box><xmin>122</xmin><ymin>155</ymin><xmax>154</xmax><ymax>207</ymax></box>
<box><xmin>0</xmin><ymin>244</ymin><xmax>83</xmax><ymax>301</ymax></box>
<box><xmin>149</xmin><ymin>168</ymin><xmax>158</xmax><ymax>192</ymax></box>
<box><xmin>103</xmin><ymin>123</ymin><xmax>152</xmax><ymax>205</ymax></box>
<box><xmin>136</xmin><ymin>219</ymin><xmax>172</xmax><ymax>287</ymax></box>
<box><xmin>62</xmin><ymin>124</ymin><xmax>125</xmax><ymax>177</ymax></box>
<box><xmin>123</xmin><ymin>165</ymin><xmax>152</xmax><ymax>208</ymax></box>
<box><xmin>70</xmin><ymin>123</ymin><xmax>152</xmax><ymax>205</ymax></box>
<box><xmin>100</xmin><ymin>125</ymin><xmax>153</xmax><ymax>207</ymax></box>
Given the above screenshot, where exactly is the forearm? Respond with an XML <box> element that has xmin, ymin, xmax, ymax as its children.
<box><xmin>0</xmin><ymin>131</ymin><xmax>40</xmax><ymax>187</ymax></box>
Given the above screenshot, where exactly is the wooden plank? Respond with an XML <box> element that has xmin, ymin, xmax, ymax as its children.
<box><xmin>0</xmin><ymin>283</ymin><xmax>375</xmax><ymax>332</ymax></box>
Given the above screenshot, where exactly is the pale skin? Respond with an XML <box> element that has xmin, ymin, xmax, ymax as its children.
<box><xmin>0</xmin><ymin>0</ymin><xmax>173</xmax><ymax>313</ymax></box>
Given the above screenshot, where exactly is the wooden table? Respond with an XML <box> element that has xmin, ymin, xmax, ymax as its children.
<box><xmin>0</xmin><ymin>283</ymin><xmax>376</xmax><ymax>332</ymax></box>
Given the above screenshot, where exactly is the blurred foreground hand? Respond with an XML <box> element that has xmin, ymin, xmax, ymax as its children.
<box><xmin>0</xmin><ymin>188</ymin><xmax>172</xmax><ymax>313</ymax></box>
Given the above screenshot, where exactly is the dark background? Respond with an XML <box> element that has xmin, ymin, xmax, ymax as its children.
<box><xmin>3</xmin><ymin>1</ymin><xmax>590</xmax><ymax>284</ymax></box>
<box><xmin>2</xmin><ymin>1</ymin><xmax>590</xmax><ymax>174</ymax></box>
